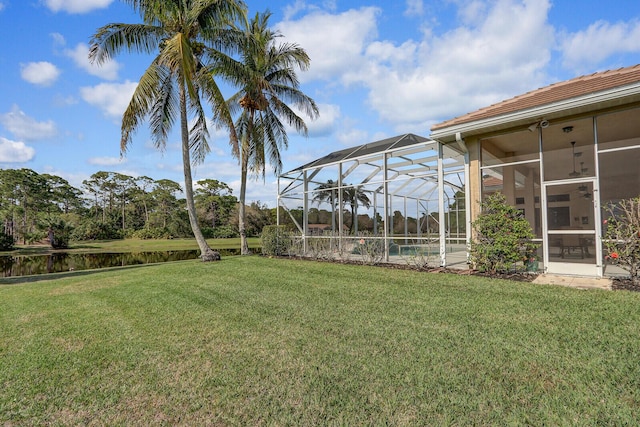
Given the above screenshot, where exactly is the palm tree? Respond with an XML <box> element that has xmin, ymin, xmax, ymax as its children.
<box><xmin>212</xmin><ymin>11</ymin><xmax>319</xmax><ymax>254</ymax></box>
<box><xmin>313</xmin><ymin>180</ymin><xmax>371</xmax><ymax>233</ymax></box>
<box><xmin>313</xmin><ymin>179</ymin><xmax>338</xmax><ymax>231</ymax></box>
<box><xmin>343</xmin><ymin>186</ymin><xmax>371</xmax><ymax>233</ymax></box>
<box><xmin>89</xmin><ymin>0</ymin><xmax>246</xmax><ymax>261</ymax></box>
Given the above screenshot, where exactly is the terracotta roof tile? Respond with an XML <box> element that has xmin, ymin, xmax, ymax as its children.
<box><xmin>431</xmin><ymin>64</ymin><xmax>640</xmax><ymax>131</ymax></box>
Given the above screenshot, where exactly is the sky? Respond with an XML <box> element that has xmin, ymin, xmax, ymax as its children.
<box><xmin>1</xmin><ymin>0</ymin><xmax>640</xmax><ymax>207</ymax></box>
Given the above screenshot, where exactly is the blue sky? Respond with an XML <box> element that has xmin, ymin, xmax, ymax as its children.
<box><xmin>1</xmin><ymin>0</ymin><xmax>639</xmax><ymax>206</ymax></box>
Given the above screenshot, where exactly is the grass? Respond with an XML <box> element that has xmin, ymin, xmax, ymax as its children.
<box><xmin>1</xmin><ymin>257</ymin><xmax>639</xmax><ymax>425</ymax></box>
<box><xmin>2</xmin><ymin>237</ymin><xmax>262</xmax><ymax>255</ymax></box>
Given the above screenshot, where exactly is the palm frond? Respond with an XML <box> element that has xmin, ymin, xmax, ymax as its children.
<box><xmin>195</xmin><ymin>67</ymin><xmax>239</xmax><ymax>158</ymax></box>
<box><xmin>121</xmin><ymin>59</ymin><xmax>166</xmax><ymax>153</ymax></box>
<box><xmin>158</xmin><ymin>33</ymin><xmax>200</xmax><ymax>102</ymax></box>
<box><xmin>188</xmin><ymin>97</ymin><xmax>211</xmax><ymax>165</ymax></box>
<box><xmin>148</xmin><ymin>67</ymin><xmax>177</xmax><ymax>150</ymax></box>
<box><xmin>89</xmin><ymin>23</ymin><xmax>165</xmax><ymax>65</ymax></box>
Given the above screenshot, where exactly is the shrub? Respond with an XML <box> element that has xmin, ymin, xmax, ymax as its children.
<box><xmin>0</xmin><ymin>231</ymin><xmax>14</xmax><ymax>251</ymax></box>
<box><xmin>603</xmin><ymin>196</ymin><xmax>640</xmax><ymax>284</ymax></box>
<box><xmin>352</xmin><ymin>233</ymin><xmax>386</xmax><ymax>265</ymax></box>
<box><xmin>261</xmin><ymin>225</ymin><xmax>294</xmax><ymax>256</ymax></box>
<box><xmin>130</xmin><ymin>227</ymin><xmax>174</xmax><ymax>240</ymax></box>
<box><xmin>470</xmin><ymin>193</ymin><xmax>538</xmax><ymax>274</ymax></box>
<box><xmin>48</xmin><ymin>220</ymin><xmax>73</xmax><ymax>249</ymax></box>
<box><xmin>201</xmin><ymin>225</ymin><xmax>238</xmax><ymax>239</ymax></box>
<box><xmin>70</xmin><ymin>220</ymin><xmax>122</xmax><ymax>241</ymax></box>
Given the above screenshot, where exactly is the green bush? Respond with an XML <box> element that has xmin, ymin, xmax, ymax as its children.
<box><xmin>470</xmin><ymin>193</ymin><xmax>538</xmax><ymax>274</ymax></box>
<box><xmin>70</xmin><ymin>220</ymin><xmax>122</xmax><ymax>241</ymax></box>
<box><xmin>130</xmin><ymin>227</ymin><xmax>174</xmax><ymax>240</ymax></box>
<box><xmin>0</xmin><ymin>231</ymin><xmax>14</xmax><ymax>251</ymax></box>
<box><xmin>261</xmin><ymin>225</ymin><xmax>294</xmax><ymax>256</ymax></box>
<box><xmin>48</xmin><ymin>220</ymin><xmax>73</xmax><ymax>249</ymax></box>
<box><xmin>201</xmin><ymin>225</ymin><xmax>238</xmax><ymax>239</ymax></box>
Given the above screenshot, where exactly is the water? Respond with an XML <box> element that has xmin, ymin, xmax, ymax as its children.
<box><xmin>0</xmin><ymin>249</ymin><xmax>242</xmax><ymax>278</ymax></box>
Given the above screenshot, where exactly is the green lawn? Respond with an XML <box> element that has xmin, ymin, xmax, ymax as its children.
<box><xmin>1</xmin><ymin>257</ymin><xmax>639</xmax><ymax>425</ymax></box>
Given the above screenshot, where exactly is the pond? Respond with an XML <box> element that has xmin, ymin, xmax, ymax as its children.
<box><xmin>0</xmin><ymin>249</ymin><xmax>243</xmax><ymax>278</ymax></box>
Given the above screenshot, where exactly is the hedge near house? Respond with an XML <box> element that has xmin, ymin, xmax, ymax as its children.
<box><xmin>261</xmin><ymin>225</ymin><xmax>294</xmax><ymax>256</ymax></box>
<box><xmin>471</xmin><ymin>193</ymin><xmax>538</xmax><ymax>274</ymax></box>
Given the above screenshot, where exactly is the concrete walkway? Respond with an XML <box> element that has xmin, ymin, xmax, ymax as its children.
<box><xmin>532</xmin><ymin>274</ymin><xmax>612</xmax><ymax>290</ymax></box>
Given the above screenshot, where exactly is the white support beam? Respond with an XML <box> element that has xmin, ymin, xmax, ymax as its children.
<box><xmin>438</xmin><ymin>142</ymin><xmax>447</xmax><ymax>267</ymax></box>
<box><xmin>383</xmin><ymin>153</ymin><xmax>389</xmax><ymax>262</ymax></box>
<box><xmin>303</xmin><ymin>170</ymin><xmax>309</xmax><ymax>254</ymax></box>
<box><xmin>338</xmin><ymin>163</ymin><xmax>344</xmax><ymax>252</ymax></box>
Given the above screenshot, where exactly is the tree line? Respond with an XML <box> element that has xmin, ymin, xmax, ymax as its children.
<box><xmin>0</xmin><ymin>168</ymin><xmax>272</xmax><ymax>249</ymax></box>
<box><xmin>0</xmin><ymin>167</ymin><xmax>465</xmax><ymax>251</ymax></box>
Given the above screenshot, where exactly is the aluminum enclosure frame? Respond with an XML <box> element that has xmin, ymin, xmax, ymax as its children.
<box><xmin>277</xmin><ymin>133</ymin><xmax>469</xmax><ymax>266</ymax></box>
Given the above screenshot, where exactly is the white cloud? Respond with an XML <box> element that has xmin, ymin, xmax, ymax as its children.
<box><xmin>88</xmin><ymin>156</ymin><xmax>125</xmax><ymax>166</ymax></box>
<box><xmin>561</xmin><ymin>20</ymin><xmax>640</xmax><ymax>72</ymax></box>
<box><xmin>53</xmin><ymin>94</ymin><xmax>78</xmax><ymax>107</ymax></box>
<box><xmin>457</xmin><ymin>0</ymin><xmax>488</xmax><ymax>25</ymax></box>
<box><xmin>0</xmin><ymin>137</ymin><xmax>35</xmax><ymax>162</ymax></box>
<box><xmin>65</xmin><ymin>43</ymin><xmax>120</xmax><ymax>80</ymax></box>
<box><xmin>405</xmin><ymin>0</ymin><xmax>424</xmax><ymax>17</ymax></box>
<box><xmin>365</xmin><ymin>0</ymin><xmax>554</xmax><ymax>126</ymax></box>
<box><xmin>283</xmin><ymin>0</ymin><xmax>307</xmax><ymax>20</ymax></box>
<box><xmin>276</xmin><ymin>7</ymin><xmax>380</xmax><ymax>83</ymax></box>
<box><xmin>0</xmin><ymin>105</ymin><xmax>58</xmax><ymax>141</ymax></box>
<box><xmin>276</xmin><ymin>0</ymin><xmax>554</xmax><ymax>129</ymax></box>
<box><xmin>43</xmin><ymin>0</ymin><xmax>114</xmax><ymax>14</ymax></box>
<box><xmin>50</xmin><ymin>32</ymin><xmax>66</xmax><ymax>48</ymax></box>
<box><xmin>80</xmin><ymin>80</ymin><xmax>138</xmax><ymax>118</ymax></box>
<box><xmin>20</xmin><ymin>61</ymin><xmax>61</xmax><ymax>86</ymax></box>
<box><xmin>337</xmin><ymin>128</ymin><xmax>369</xmax><ymax>146</ymax></box>
<box><xmin>0</xmin><ymin>2</ymin><xmax>5</xmax><ymax>12</ymax></box>
<box><xmin>296</xmin><ymin>103</ymin><xmax>340</xmax><ymax>137</ymax></box>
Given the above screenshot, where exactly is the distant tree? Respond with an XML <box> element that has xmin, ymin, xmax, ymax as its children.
<box><xmin>42</xmin><ymin>174</ymin><xmax>83</xmax><ymax>214</ymax></box>
<box><xmin>150</xmin><ymin>179</ymin><xmax>183</xmax><ymax>230</ymax></box>
<box><xmin>343</xmin><ymin>186</ymin><xmax>371</xmax><ymax>233</ymax></box>
<box><xmin>195</xmin><ymin>179</ymin><xmax>236</xmax><ymax>232</ymax></box>
<box><xmin>313</xmin><ymin>181</ymin><xmax>370</xmax><ymax>233</ymax></box>
<box><xmin>313</xmin><ymin>180</ymin><xmax>338</xmax><ymax>230</ymax></box>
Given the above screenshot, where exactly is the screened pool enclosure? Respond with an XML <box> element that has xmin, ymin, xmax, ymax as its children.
<box><xmin>277</xmin><ymin>134</ymin><xmax>469</xmax><ymax>266</ymax></box>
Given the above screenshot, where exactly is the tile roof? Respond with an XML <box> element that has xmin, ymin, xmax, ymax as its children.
<box><xmin>431</xmin><ymin>64</ymin><xmax>640</xmax><ymax>131</ymax></box>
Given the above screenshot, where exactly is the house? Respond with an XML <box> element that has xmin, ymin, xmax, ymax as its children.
<box><xmin>430</xmin><ymin>64</ymin><xmax>640</xmax><ymax>277</ymax></box>
<box><xmin>277</xmin><ymin>64</ymin><xmax>640</xmax><ymax>277</ymax></box>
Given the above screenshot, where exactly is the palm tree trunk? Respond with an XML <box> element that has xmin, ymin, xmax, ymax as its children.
<box><xmin>239</xmin><ymin>138</ymin><xmax>250</xmax><ymax>255</ymax></box>
<box><xmin>178</xmin><ymin>81</ymin><xmax>219</xmax><ymax>261</ymax></box>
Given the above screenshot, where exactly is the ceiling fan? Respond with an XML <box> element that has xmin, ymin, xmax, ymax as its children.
<box><xmin>567</xmin><ymin>140</ymin><xmax>592</xmax><ymax>197</ymax></box>
<box><xmin>568</xmin><ymin>141</ymin><xmax>582</xmax><ymax>177</ymax></box>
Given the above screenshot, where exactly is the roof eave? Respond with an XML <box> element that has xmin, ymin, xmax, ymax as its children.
<box><xmin>430</xmin><ymin>82</ymin><xmax>640</xmax><ymax>142</ymax></box>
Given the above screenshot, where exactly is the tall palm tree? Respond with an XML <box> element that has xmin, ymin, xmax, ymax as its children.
<box><xmin>213</xmin><ymin>11</ymin><xmax>319</xmax><ymax>254</ymax></box>
<box><xmin>343</xmin><ymin>186</ymin><xmax>371</xmax><ymax>233</ymax></box>
<box><xmin>89</xmin><ymin>0</ymin><xmax>246</xmax><ymax>261</ymax></box>
<box><xmin>313</xmin><ymin>180</ymin><xmax>371</xmax><ymax>233</ymax></box>
<box><xmin>313</xmin><ymin>179</ymin><xmax>338</xmax><ymax>231</ymax></box>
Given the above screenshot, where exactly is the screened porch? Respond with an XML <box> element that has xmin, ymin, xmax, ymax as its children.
<box><xmin>277</xmin><ymin>134</ymin><xmax>469</xmax><ymax>267</ymax></box>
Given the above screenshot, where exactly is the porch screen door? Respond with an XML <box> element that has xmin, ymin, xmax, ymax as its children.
<box><xmin>544</xmin><ymin>179</ymin><xmax>599</xmax><ymax>276</ymax></box>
